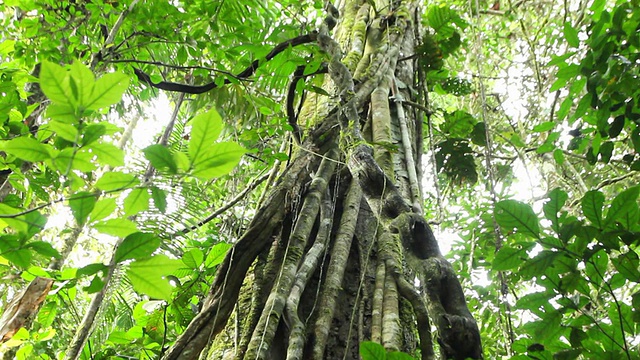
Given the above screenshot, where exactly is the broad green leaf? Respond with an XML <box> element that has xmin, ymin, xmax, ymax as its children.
<box><xmin>95</xmin><ymin>171</ymin><xmax>139</xmax><ymax>191</ymax></box>
<box><xmin>69</xmin><ymin>191</ymin><xmax>97</xmax><ymax>225</ymax></box>
<box><xmin>532</xmin><ymin>121</ymin><xmax>555</xmax><ymax>132</ymax></box>
<box><xmin>604</xmin><ymin>186</ymin><xmax>640</xmax><ymax>230</ymax></box>
<box><xmin>94</xmin><ymin>218</ymin><xmax>138</xmax><ymax>237</ymax></box>
<box><xmin>190</xmin><ymin>142</ymin><xmax>245</xmax><ymax>179</ymax></box>
<box><xmin>581</xmin><ymin>190</ymin><xmax>604</xmax><ymax>228</ymax></box>
<box><xmin>174</xmin><ymin>151</ymin><xmax>190</xmax><ymax>171</ymax></box>
<box><xmin>515</xmin><ymin>291</ymin><xmax>554</xmax><ymax>311</ymax></box>
<box><xmin>493</xmin><ymin>245</ymin><xmax>528</xmax><ymax>271</ymax></box>
<box><xmin>38</xmin><ymin>302</ymin><xmax>58</xmax><ymax>328</ymax></box>
<box><xmin>39</xmin><ymin>61</ymin><xmax>72</xmax><ymax>106</ymax></box>
<box><xmin>204</xmin><ymin>242</ymin><xmax>231</xmax><ymax>268</ymax></box>
<box><xmin>26</xmin><ymin>241</ymin><xmax>61</xmax><ymax>259</ymax></box>
<box><xmin>47</xmin><ymin>120</ymin><xmax>78</xmax><ymax>142</ymax></box>
<box><xmin>53</xmin><ymin>148</ymin><xmax>96</xmax><ymax>172</ymax></box>
<box><xmin>611</xmin><ymin>251</ymin><xmax>640</xmax><ymax>282</ymax></box>
<box><xmin>127</xmin><ymin>255</ymin><xmax>182</xmax><ymax>300</ymax></box>
<box><xmin>115</xmin><ymin>232</ymin><xmax>161</xmax><ymax>262</ymax></box>
<box><xmin>0</xmin><ymin>204</ymin><xmax>30</xmax><ymax>234</ymax></box>
<box><xmin>2</xmin><ymin>249</ymin><xmax>31</xmax><ymax>268</ymax></box>
<box><xmin>387</xmin><ymin>352</ymin><xmax>414</xmax><ymax>360</ymax></box>
<box><xmin>563</xmin><ymin>21</ymin><xmax>580</xmax><ymax>47</ymax></box>
<box><xmin>520</xmin><ymin>251</ymin><xmax>559</xmax><ymax>279</ymax></box>
<box><xmin>89</xmin><ymin>198</ymin><xmax>117</xmax><ymax>223</ymax></box>
<box><xmin>0</xmin><ymin>137</ymin><xmax>52</xmax><ymax>162</ymax></box>
<box><xmin>143</xmin><ymin>144</ymin><xmax>178</xmax><ymax>174</ymax></box>
<box><xmin>150</xmin><ymin>186</ymin><xmax>167</xmax><ymax>213</ymax></box>
<box><xmin>123</xmin><ymin>188</ymin><xmax>150</xmax><ymax>216</ymax></box>
<box><xmin>543</xmin><ymin>188</ymin><xmax>568</xmax><ymax>234</ymax></box>
<box><xmin>85</xmin><ymin>72</ymin><xmax>129</xmax><ymax>110</ymax></box>
<box><xmin>45</xmin><ymin>103</ymin><xmax>77</xmax><ymax>123</ymax></box>
<box><xmin>82</xmin><ymin>124</ymin><xmax>106</xmax><ymax>146</ymax></box>
<box><xmin>495</xmin><ymin>200</ymin><xmax>540</xmax><ymax>239</ymax></box>
<box><xmin>69</xmin><ymin>61</ymin><xmax>95</xmax><ymax>107</ymax></box>
<box><xmin>182</xmin><ymin>249</ymin><xmax>204</xmax><ymax>269</ymax></box>
<box><xmin>77</xmin><ymin>263</ymin><xmax>108</xmax><ymax>278</ymax></box>
<box><xmin>585</xmin><ymin>250</ymin><xmax>608</xmax><ymax>285</ymax></box>
<box><xmin>188</xmin><ymin>109</ymin><xmax>224</xmax><ymax>167</ymax></box>
<box><xmin>360</xmin><ymin>341</ymin><xmax>386</xmax><ymax>360</ymax></box>
<box><xmin>89</xmin><ymin>142</ymin><xmax>125</xmax><ymax>167</ymax></box>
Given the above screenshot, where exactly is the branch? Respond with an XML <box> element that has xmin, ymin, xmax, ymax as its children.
<box><xmin>286</xmin><ymin>63</ymin><xmax>329</xmax><ymax>143</ymax></box>
<box><xmin>134</xmin><ymin>32</ymin><xmax>318</xmax><ymax>94</ymax></box>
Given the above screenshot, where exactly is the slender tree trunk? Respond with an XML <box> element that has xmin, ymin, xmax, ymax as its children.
<box><xmin>165</xmin><ymin>1</ymin><xmax>482</xmax><ymax>359</ymax></box>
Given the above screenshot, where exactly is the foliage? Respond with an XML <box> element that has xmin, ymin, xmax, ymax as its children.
<box><xmin>1</xmin><ymin>0</ymin><xmax>639</xmax><ymax>358</ymax></box>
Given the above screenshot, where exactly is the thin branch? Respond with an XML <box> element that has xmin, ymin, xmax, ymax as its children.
<box><xmin>172</xmin><ymin>172</ymin><xmax>271</xmax><ymax>237</ymax></box>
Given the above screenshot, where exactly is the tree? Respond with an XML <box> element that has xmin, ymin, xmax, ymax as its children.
<box><xmin>1</xmin><ymin>0</ymin><xmax>640</xmax><ymax>359</ymax></box>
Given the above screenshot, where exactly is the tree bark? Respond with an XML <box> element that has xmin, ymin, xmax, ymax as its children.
<box><xmin>165</xmin><ymin>1</ymin><xmax>483</xmax><ymax>359</ymax></box>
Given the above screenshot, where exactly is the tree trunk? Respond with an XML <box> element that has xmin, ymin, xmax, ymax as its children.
<box><xmin>164</xmin><ymin>1</ymin><xmax>482</xmax><ymax>359</ymax></box>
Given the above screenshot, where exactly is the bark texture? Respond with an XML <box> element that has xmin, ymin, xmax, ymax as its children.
<box><xmin>165</xmin><ymin>1</ymin><xmax>483</xmax><ymax>359</ymax></box>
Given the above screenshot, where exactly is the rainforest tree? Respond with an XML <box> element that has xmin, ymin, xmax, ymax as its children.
<box><xmin>1</xmin><ymin>0</ymin><xmax>639</xmax><ymax>359</ymax></box>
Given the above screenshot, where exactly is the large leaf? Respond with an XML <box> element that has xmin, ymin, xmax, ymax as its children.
<box><xmin>190</xmin><ymin>142</ymin><xmax>245</xmax><ymax>179</ymax></box>
<box><xmin>0</xmin><ymin>137</ymin><xmax>53</xmax><ymax>162</ymax></box>
<box><xmin>611</xmin><ymin>251</ymin><xmax>640</xmax><ymax>282</ymax></box>
<box><xmin>204</xmin><ymin>242</ymin><xmax>231</xmax><ymax>268</ymax></box>
<box><xmin>493</xmin><ymin>245</ymin><xmax>529</xmax><ymax>271</ymax></box>
<box><xmin>604</xmin><ymin>186</ymin><xmax>640</xmax><ymax>230</ymax></box>
<box><xmin>69</xmin><ymin>61</ymin><xmax>95</xmax><ymax>108</ymax></box>
<box><xmin>89</xmin><ymin>142</ymin><xmax>125</xmax><ymax>167</ymax></box>
<box><xmin>143</xmin><ymin>144</ymin><xmax>178</xmax><ymax>174</ymax></box>
<box><xmin>115</xmin><ymin>232</ymin><xmax>161</xmax><ymax>262</ymax></box>
<box><xmin>85</xmin><ymin>72</ymin><xmax>129</xmax><ymax>110</ymax></box>
<box><xmin>69</xmin><ymin>191</ymin><xmax>97</xmax><ymax>225</ymax></box>
<box><xmin>89</xmin><ymin>198</ymin><xmax>117</xmax><ymax>223</ymax></box>
<box><xmin>94</xmin><ymin>218</ymin><xmax>138</xmax><ymax>237</ymax></box>
<box><xmin>360</xmin><ymin>341</ymin><xmax>386</xmax><ymax>360</ymax></box>
<box><xmin>581</xmin><ymin>190</ymin><xmax>604</xmax><ymax>228</ymax></box>
<box><xmin>495</xmin><ymin>200</ymin><xmax>540</xmax><ymax>239</ymax></box>
<box><xmin>123</xmin><ymin>188</ymin><xmax>150</xmax><ymax>216</ymax></box>
<box><xmin>188</xmin><ymin>109</ymin><xmax>224</xmax><ymax>167</ymax></box>
<box><xmin>127</xmin><ymin>255</ymin><xmax>182</xmax><ymax>301</ymax></box>
<box><xmin>39</xmin><ymin>61</ymin><xmax>72</xmax><ymax>106</ymax></box>
<box><xmin>543</xmin><ymin>188</ymin><xmax>568</xmax><ymax>234</ymax></box>
<box><xmin>95</xmin><ymin>172</ymin><xmax>139</xmax><ymax>191</ymax></box>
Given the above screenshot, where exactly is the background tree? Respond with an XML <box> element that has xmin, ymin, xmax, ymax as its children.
<box><xmin>0</xmin><ymin>0</ymin><xmax>639</xmax><ymax>360</ymax></box>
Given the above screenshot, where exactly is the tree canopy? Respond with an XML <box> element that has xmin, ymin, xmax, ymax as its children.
<box><xmin>0</xmin><ymin>0</ymin><xmax>639</xmax><ymax>359</ymax></box>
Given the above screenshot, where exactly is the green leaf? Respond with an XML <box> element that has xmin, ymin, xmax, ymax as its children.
<box><xmin>3</xmin><ymin>249</ymin><xmax>32</xmax><ymax>268</ymax></box>
<box><xmin>81</xmin><ymin>124</ymin><xmax>106</xmax><ymax>146</ymax></box>
<box><xmin>89</xmin><ymin>142</ymin><xmax>125</xmax><ymax>167</ymax></box>
<box><xmin>604</xmin><ymin>186</ymin><xmax>640</xmax><ymax>230</ymax></box>
<box><xmin>143</xmin><ymin>144</ymin><xmax>178</xmax><ymax>174</ymax></box>
<box><xmin>69</xmin><ymin>61</ymin><xmax>95</xmax><ymax>107</ymax></box>
<box><xmin>127</xmin><ymin>255</ymin><xmax>182</xmax><ymax>300</ymax></box>
<box><xmin>612</xmin><ymin>251</ymin><xmax>640</xmax><ymax>282</ymax></box>
<box><xmin>54</xmin><ymin>148</ymin><xmax>96</xmax><ymax>172</ymax></box>
<box><xmin>94</xmin><ymin>218</ymin><xmax>138</xmax><ymax>237</ymax></box>
<box><xmin>68</xmin><ymin>191</ymin><xmax>97</xmax><ymax>225</ymax></box>
<box><xmin>581</xmin><ymin>190</ymin><xmax>604</xmax><ymax>228</ymax></box>
<box><xmin>26</xmin><ymin>241</ymin><xmax>61</xmax><ymax>259</ymax></box>
<box><xmin>520</xmin><ymin>251</ymin><xmax>560</xmax><ymax>279</ymax></box>
<box><xmin>85</xmin><ymin>72</ymin><xmax>129</xmax><ymax>110</ymax></box>
<box><xmin>204</xmin><ymin>242</ymin><xmax>231</xmax><ymax>268</ymax></box>
<box><xmin>0</xmin><ymin>204</ymin><xmax>29</xmax><ymax>234</ymax></box>
<box><xmin>45</xmin><ymin>103</ymin><xmax>77</xmax><ymax>123</ymax></box>
<box><xmin>543</xmin><ymin>188</ymin><xmax>568</xmax><ymax>234</ymax></box>
<box><xmin>39</xmin><ymin>61</ymin><xmax>72</xmax><ymax>106</ymax></box>
<box><xmin>123</xmin><ymin>188</ymin><xmax>150</xmax><ymax>216</ymax></box>
<box><xmin>182</xmin><ymin>249</ymin><xmax>204</xmax><ymax>268</ymax></box>
<box><xmin>360</xmin><ymin>341</ymin><xmax>386</xmax><ymax>360</ymax></box>
<box><xmin>47</xmin><ymin>120</ymin><xmax>78</xmax><ymax>142</ymax></box>
<box><xmin>563</xmin><ymin>21</ymin><xmax>580</xmax><ymax>47</ymax></box>
<box><xmin>493</xmin><ymin>245</ymin><xmax>528</xmax><ymax>271</ymax></box>
<box><xmin>150</xmin><ymin>186</ymin><xmax>167</xmax><ymax>213</ymax></box>
<box><xmin>495</xmin><ymin>200</ymin><xmax>540</xmax><ymax>239</ymax></box>
<box><xmin>0</xmin><ymin>137</ymin><xmax>52</xmax><ymax>162</ymax></box>
<box><xmin>190</xmin><ymin>141</ymin><xmax>245</xmax><ymax>179</ymax></box>
<box><xmin>89</xmin><ymin>198</ymin><xmax>117</xmax><ymax>222</ymax></box>
<box><xmin>532</xmin><ymin>121</ymin><xmax>555</xmax><ymax>132</ymax></box>
<box><xmin>115</xmin><ymin>232</ymin><xmax>161</xmax><ymax>262</ymax></box>
<box><xmin>386</xmin><ymin>351</ymin><xmax>414</xmax><ymax>360</ymax></box>
<box><xmin>188</xmin><ymin>109</ymin><xmax>224</xmax><ymax>167</ymax></box>
<box><xmin>95</xmin><ymin>171</ymin><xmax>139</xmax><ymax>191</ymax></box>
